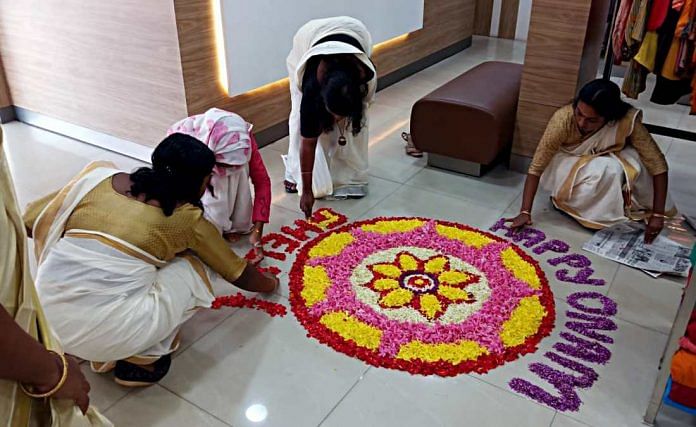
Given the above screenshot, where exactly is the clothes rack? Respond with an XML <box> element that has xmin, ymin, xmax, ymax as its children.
<box><xmin>601</xmin><ymin>0</ymin><xmax>696</xmax><ymax>142</ymax></box>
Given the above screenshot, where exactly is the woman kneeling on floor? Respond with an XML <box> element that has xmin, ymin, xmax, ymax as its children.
<box><xmin>24</xmin><ymin>133</ymin><xmax>278</xmax><ymax>387</ymax></box>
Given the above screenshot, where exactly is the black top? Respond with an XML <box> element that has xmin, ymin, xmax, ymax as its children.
<box><xmin>300</xmin><ymin>34</ymin><xmax>374</xmax><ymax>138</ymax></box>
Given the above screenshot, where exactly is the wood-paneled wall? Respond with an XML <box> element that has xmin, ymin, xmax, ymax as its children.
<box><xmin>474</xmin><ymin>0</ymin><xmax>519</xmax><ymax>39</ymax></box>
<box><xmin>174</xmin><ymin>0</ymin><xmax>475</xmax><ymax>132</ymax></box>
<box><xmin>0</xmin><ymin>0</ymin><xmax>473</xmax><ymax>148</ymax></box>
<box><xmin>0</xmin><ymin>0</ymin><xmax>188</xmax><ymax>146</ymax></box>
<box><xmin>0</xmin><ymin>55</ymin><xmax>10</xmax><ymax>108</ymax></box>
<box><xmin>513</xmin><ymin>0</ymin><xmax>609</xmax><ymax>157</ymax></box>
<box><xmin>474</xmin><ymin>0</ymin><xmax>494</xmax><ymax>36</ymax></box>
<box><xmin>498</xmin><ymin>0</ymin><xmax>520</xmax><ymax>39</ymax></box>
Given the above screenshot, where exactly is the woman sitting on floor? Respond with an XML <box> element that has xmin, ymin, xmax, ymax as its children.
<box><xmin>24</xmin><ymin>133</ymin><xmax>278</xmax><ymax>387</ymax></box>
<box><xmin>168</xmin><ymin>108</ymin><xmax>271</xmax><ymax>264</ymax></box>
<box><xmin>506</xmin><ymin>79</ymin><xmax>675</xmax><ymax>243</ymax></box>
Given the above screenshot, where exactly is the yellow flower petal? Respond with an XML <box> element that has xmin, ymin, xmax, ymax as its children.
<box><xmin>501</xmin><ymin>247</ymin><xmax>541</xmax><ymax>290</ymax></box>
<box><xmin>320</xmin><ymin>312</ymin><xmax>382</xmax><ymax>350</ymax></box>
<box><xmin>436</xmin><ymin>224</ymin><xmax>495</xmax><ymax>248</ymax></box>
<box><xmin>438</xmin><ymin>270</ymin><xmax>472</xmax><ymax>286</ymax></box>
<box><xmin>500</xmin><ymin>296</ymin><xmax>547</xmax><ymax>347</ymax></box>
<box><xmin>373</xmin><ymin>278</ymin><xmax>400</xmax><ymax>291</ymax></box>
<box><xmin>308</xmin><ymin>232</ymin><xmax>354</xmax><ymax>259</ymax></box>
<box><xmin>380</xmin><ymin>289</ymin><xmax>414</xmax><ymax>307</ymax></box>
<box><xmin>397</xmin><ymin>339</ymin><xmax>489</xmax><ymax>363</ymax></box>
<box><xmin>425</xmin><ymin>256</ymin><xmax>448</xmax><ymax>274</ymax></box>
<box><xmin>361</xmin><ymin>219</ymin><xmax>425</xmax><ymax>234</ymax></box>
<box><xmin>372</xmin><ymin>264</ymin><xmax>403</xmax><ymax>278</ymax></box>
<box><xmin>438</xmin><ymin>285</ymin><xmax>473</xmax><ymax>302</ymax></box>
<box><xmin>398</xmin><ymin>254</ymin><xmax>419</xmax><ymax>271</ymax></box>
<box><xmin>419</xmin><ymin>294</ymin><xmax>442</xmax><ymax>319</ymax></box>
<box><xmin>301</xmin><ymin>266</ymin><xmax>331</xmax><ymax>307</ymax></box>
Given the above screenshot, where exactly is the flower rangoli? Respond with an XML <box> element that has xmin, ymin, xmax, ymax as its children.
<box><xmin>289</xmin><ymin>217</ymin><xmax>555</xmax><ymax>376</ymax></box>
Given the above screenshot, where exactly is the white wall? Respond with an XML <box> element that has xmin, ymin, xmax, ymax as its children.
<box><xmin>221</xmin><ymin>0</ymin><xmax>425</xmax><ymax>96</ymax></box>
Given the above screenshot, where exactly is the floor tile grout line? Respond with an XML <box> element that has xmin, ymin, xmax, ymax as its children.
<box><xmin>616</xmin><ymin>317</ymin><xmax>670</xmax><ymax>337</ymax></box>
<box><xmin>604</xmin><ymin>266</ymin><xmax>621</xmax><ymax>296</ymax></box>
<box><xmin>156</xmin><ymin>384</ymin><xmax>234</xmax><ymax>426</ymax></box>
<box><xmin>501</xmin><ymin>187</ymin><xmax>525</xmax><ymax>217</ymax></box>
<box><xmin>172</xmin><ymin>309</ymin><xmax>241</xmax><ymax>359</ymax></box>
<box><xmin>401</xmin><ymin>181</ymin><xmax>520</xmax><ymax>214</ymax></box>
<box><xmin>466</xmin><ymin>374</ymin><xmax>559</xmax><ymax>415</ymax></box>
<box><xmin>172</xmin><ymin>307</ymin><xmax>245</xmax><ymax>360</ymax></box>
<box><xmin>549</xmin><ymin>411</ymin><xmax>558</xmax><ymax>427</ymax></box>
<box><xmin>401</xmin><ymin>177</ymin><xmax>524</xmax><ymax>212</ymax></box>
<box><xmin>102</xmin><ymin>388</ymin><xmax>135</xmax><ymax>413</ymax></box>
<box><xmin>316</xmin><ymin>366</ymin><xmax>372</xmax><ymax>427</ymax></box>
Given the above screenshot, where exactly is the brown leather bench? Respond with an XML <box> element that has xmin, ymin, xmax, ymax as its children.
<box><xmin>410</xmin><ymin>61</ymin><xmax>523</xmax><ymax>176</ymax></box>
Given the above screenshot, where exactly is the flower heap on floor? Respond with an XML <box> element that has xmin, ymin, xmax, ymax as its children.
<box><xmin>289</xmin><ymin>217</ymin><xmax>556</xmax><ymax>376</ymax></box>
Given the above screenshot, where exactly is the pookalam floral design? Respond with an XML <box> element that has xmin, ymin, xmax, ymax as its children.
<box><xmin>363</xmin><ymin>252</ymin><xmax>480</xmax><ymax>321</ymax></box>
<box><xmin>289</xmin><ymin>217</ymin><xmax>556</xmax><ymax>376</ymax></box>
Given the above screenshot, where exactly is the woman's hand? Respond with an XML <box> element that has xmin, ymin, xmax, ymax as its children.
<box><xmin>300</xmin><ymin>191</ymin><xmax>315</xmax><ymax>220</ymax></box>
<box><xmin>260</xmin><ymin>272</ymin><xmax>280</xmax><ymax>294</ymax></box>
<box><xmin>644</xmin><ymin>215</ymin><xmax>664</xmax><ymax>244</ymax></box>
<box><xmin>34</xmin><ymin>354</ymin><xmax>90</xmax><ymax>415</ymax></box>
<box><xmin>504</xmin><ymin>212</ymin><xmax>532</xmax><ymax>232</ymax></box>
<box><xmin>248</xmin><ymin>223</ymin><xmax>264</xmax><ymax>266</ymax></box>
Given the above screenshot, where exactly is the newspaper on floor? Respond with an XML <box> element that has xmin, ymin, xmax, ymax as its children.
<box><xmin>582</xmin><ymin>222</ymin><xmax>693</xmax><ymax>277</ymax></box>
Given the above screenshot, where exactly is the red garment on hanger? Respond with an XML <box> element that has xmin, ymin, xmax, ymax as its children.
<box><xmin>649</xmin><ymin>0</ymin><xmax>671</xmax><ymax>29</ymax></box>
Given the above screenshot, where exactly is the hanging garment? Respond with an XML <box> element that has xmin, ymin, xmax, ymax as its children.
<box><xmin>649</xmin><ymin>0</ymin><xmax>672</xmax><ymax>30</ymax></box>
<box><xmin>623</xmin><ymin>60</ymin><xmax>649</xmax><ymax>98</ymax></box>
<box><xmin>635</xmin><ymin>31</ymin><xmax>660</xmax><ymax>70</ymax></box>
<box><xmin>654</xmin><ymin>8</ymin><xmax>683</xmax><ymax>73</ymax></box>
<box><xmin>614</xmin><ymin>0</ymin><xmax>636</xmax><ymax>63</ymax></box>
<box><xmin>626</xmin><ymin>0</ymin><xmax>653</xmax><ymax>48</ymax></box>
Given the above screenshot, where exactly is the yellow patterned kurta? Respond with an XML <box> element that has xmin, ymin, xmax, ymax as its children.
<box><xmin>0</xmin><ymin>127</ymin><xmax>111</xmax><ymax>426</ymax></box>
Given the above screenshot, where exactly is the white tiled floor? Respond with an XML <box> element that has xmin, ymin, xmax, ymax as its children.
<box><xmin>4</xmin><ymin>36</ymin><xmax>696</xmax><ymax>426</ymax></box>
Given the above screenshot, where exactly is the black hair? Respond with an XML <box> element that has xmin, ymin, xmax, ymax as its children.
<box><xmin>321</xmin><ymin>56</ymin><xmax>369</xmax><ymax>136</ymax></box>
<box><xmin>129</xmin><ymin>133</ymin><xmax>215</xmax><ymax>216</ymax></box>
<box><xmin>573</xmin><ymin>79</ymin><xmax>632</xmax><ymax>122</ymax></box>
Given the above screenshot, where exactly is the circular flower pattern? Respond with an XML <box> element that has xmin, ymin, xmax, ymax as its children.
<box><xmin>289</xmin><ymin>217</ymin><xmax>555</xmax><ymax>376</ymax></box>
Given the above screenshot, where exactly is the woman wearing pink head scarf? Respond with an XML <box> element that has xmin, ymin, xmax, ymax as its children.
<box><xmin>169</xmin><ymin>108</ymin><xmax>271</xmax><ymax>264</ymax></box>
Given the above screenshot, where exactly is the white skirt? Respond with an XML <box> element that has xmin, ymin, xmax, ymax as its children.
<box><xmin>35</xmin><ymin>235</ymin><xmax>214</xmax><ymax>362</ymax></box>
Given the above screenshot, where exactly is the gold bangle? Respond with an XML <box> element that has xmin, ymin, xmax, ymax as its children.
<box><xmin>20</xmin><ymin>351</ymin><xmax>68</xmax><ymax>399</ymax></box>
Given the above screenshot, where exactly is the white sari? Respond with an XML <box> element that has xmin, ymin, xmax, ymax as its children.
<box><xmin>33</xmin><ymin>163</ymin><xmax>215</xmax><ymax>363</ymax></box>
<box><xmin>282</xmin><ymin>16</ymin><xmax>377</xmax><ymax>198</ymax></box>
<box><xmin>541</xmin><ymin>109</ymin><xmax>675</xmax><ymax>228</ymax></box>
